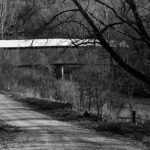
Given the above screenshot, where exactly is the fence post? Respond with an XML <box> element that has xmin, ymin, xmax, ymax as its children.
<box><xmin>132</xmin><ymin>111</ymin><xmax>136</xmax><ymax>124</ymax></box>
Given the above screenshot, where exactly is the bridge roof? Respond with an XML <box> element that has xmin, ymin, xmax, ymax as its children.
<box><xmin>0</xmin><ymin>39</ymin><xmax>128</xmax><ymax>49</ymax></box>
<box><xmin>0</xmin><ymin>39</ymin><xmax>96</xmax><ymax>48</ymax></box>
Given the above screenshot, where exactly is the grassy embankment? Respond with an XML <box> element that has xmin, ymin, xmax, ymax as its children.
<box><xmin>0</xmin><ymin>120</ymin><xmax>20</xmax><ymax>147</ymax></box>
<box><xmin>11</xmin><ymin>93</ymin><xmax>150</xmax><ymax>148</ymax></box>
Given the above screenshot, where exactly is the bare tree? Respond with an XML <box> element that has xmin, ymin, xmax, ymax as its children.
<box><xmin>21</xmin><ymin>0</ymin><xmax>150</xmax><ymax>86</ymax></box>
<box><xmin>0</xmin><ymin>0</ymin><xmax>8</xmax><ymax>39</ymax></box>
<box><xmin>70</xmin><ymin>0</ymin><xmax>150</xmax><ymax>85</ymax></box>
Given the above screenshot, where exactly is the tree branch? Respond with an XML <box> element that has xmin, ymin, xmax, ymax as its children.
<box><xmin>72</xmin><ymin>0</ymin><xmax>150</xmax><ymax>85</ymax></box>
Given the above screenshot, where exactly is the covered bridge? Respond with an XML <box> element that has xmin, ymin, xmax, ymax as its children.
<box><xmin>0</xmin><ymin>39</ymin><xmax>116</xmax><ymax>80</ymax></box>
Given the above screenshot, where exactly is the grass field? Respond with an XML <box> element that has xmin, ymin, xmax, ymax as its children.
<box><xmin>10</xmin><ymin>93</ymin><xmax>150</xmax><ymax>148</ymax></box>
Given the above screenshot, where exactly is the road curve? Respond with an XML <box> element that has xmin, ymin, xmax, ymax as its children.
<box><xmin>0</xmin><ymin>94</ymin><xmax>145</xmax><ymax>150</ymax></box>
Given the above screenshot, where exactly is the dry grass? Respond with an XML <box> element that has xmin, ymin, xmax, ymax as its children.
<box><xmin>0</xmin><ymin>120</ymin><xmax>21</xmax><ymax>146</ymax></box>
<box><xmin>12</xmin><ymin>93</ymin><xmax>150</xmax><ymax>148</ymax></box>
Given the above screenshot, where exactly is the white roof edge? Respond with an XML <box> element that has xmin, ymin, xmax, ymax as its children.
<box><xmin>0</xmin><ymin>39</ymin><xmax>96</xmax><ymax>48</ymax></box>
<box><xmin>0</xmin><ymin>39</ymin><xmax>129</xmax><ymax>48</ymax></box>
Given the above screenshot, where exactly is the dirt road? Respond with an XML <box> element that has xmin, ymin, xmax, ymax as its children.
<box><xmin>0</xmin><ymin>94</ymin><xmax>146</xmax><ymax>150</ymax></box>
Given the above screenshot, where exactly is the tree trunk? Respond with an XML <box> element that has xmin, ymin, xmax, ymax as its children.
<box><xmin>88</xmin><ymin>92</ymin><xmax>92</xmax><ymax>111</ymax></box>
<box><xmin>72</xmin><ymin>0</ymin><xmax>150</xmax><ymax>86</ymax></box>
<box><xmin>97</xmin><ymin>106</ymin><xmax>100</xmax><ymax>121</ymax></box>
<box><xmin>79</xmin><ymin>90</ymin><xmax>83</xmax><ymax>112</ymax></box>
